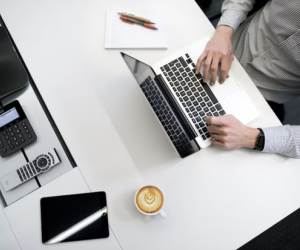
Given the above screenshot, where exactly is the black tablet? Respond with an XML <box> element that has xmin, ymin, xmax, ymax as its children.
<box><xmin>41</xmin><ymin>192</ymin><xmax>109</xmax><ymax>244</ymax></box>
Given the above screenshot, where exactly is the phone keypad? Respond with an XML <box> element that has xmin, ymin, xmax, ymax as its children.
<box><xmin>0</xmin><ymin>119</ymin><xmax>37</xmax><ymax>158</ymax></box>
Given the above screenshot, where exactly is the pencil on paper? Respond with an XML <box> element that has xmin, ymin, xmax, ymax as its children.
<box><xmin>118</xmin><ymin>12</ymin><xmax>155</xmax><ymax>24</ymax></box>
<box><xmin>120</xmin><ymin>16</ymin><xmax>158</xmax><ymax>30</ymax></box>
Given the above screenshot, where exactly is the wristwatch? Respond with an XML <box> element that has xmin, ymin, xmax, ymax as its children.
<box><xmin>254</xmin><ymin>128</ymin><xmax>265</xmax><ymax>151</ymax></box>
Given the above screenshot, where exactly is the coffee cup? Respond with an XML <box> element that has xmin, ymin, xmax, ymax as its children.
<box><xmin>134</xmin><ymin>185</ymin><xmax>166</xmax><ymax>219</ymax></box>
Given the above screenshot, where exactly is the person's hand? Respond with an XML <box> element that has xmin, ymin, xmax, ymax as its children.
<box><xmin>206</xmin><ymin>115</ymin><xmax>260</xmax><ymax>149</ymax></box>
<box><xmin>195</xmin><ymin>26</ymin><xmax>234</xmax><ymax>86</ymax></box>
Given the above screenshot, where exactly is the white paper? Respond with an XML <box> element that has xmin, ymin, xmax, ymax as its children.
<box><xmin>105</xmin><ymin>7</ymin><xmax>167</xmax><ymax>49</ymax></box>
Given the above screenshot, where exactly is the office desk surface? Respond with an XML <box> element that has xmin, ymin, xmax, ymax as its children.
<box><xmin>1</xmin><ymin>0</ymin><xmax>300</xmax><ymax>250</ymax></box>
<box><xmin>0</xmin><ymin>206</ymin><xmax>19</xmax><ymax>250</ymax></box>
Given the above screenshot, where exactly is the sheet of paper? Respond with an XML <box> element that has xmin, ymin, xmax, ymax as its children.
<box><xmin>105</xmin><ymin>7</ymin><xmax>167</xmax><ymax>49</ymax></box>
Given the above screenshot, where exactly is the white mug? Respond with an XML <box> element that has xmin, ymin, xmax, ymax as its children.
<box><xmin>134</xmin><ymin>185</ymin><xmax>166</xmax><ymax>219</ymax></box>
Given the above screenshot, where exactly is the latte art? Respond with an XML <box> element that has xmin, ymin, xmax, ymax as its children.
<box><xmin>136</xmin><ymin>186</ymin><xmax>164</xmax><ymax>214</ymax></box>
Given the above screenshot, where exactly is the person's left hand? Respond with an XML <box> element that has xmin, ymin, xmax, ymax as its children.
<box><xmin>206</xmin><ymin>115</ymin><xmax>260</xmax><ymax>149</ymax></box>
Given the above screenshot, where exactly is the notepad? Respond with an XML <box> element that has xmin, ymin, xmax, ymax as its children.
<box><xmin>105</xmin><ymin>8</ymin><xmax>167</xmax><ymax>49</ymax></box>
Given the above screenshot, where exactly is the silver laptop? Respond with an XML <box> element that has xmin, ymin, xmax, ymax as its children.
<box><xmin>121</xmin><ymin>37</ymin><xmax>258</xmax><ymax>157</ymax></box>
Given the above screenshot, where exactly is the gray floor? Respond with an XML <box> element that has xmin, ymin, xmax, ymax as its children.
<box><xmin>283</xmin><ymin>97</ymin><xmax>300</xmax><ymax>125</ymax></box>
<box><xmin>211</xmin><ymin>18</ymin><xmax>220</xmax><ymax>27</ymax></box>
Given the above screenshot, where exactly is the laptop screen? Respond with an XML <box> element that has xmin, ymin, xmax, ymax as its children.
<box><xmin>121</xmin><ymin>52</ymin><xmax>200</xmax><ymax>157</ymax></box>
<box><xmin>121</xmin><ymin>52</ymin><xmax>156</xmax><ymax>85</ymax></box>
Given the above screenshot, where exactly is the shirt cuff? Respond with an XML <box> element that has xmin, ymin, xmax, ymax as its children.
<box><xmin>217</xmin><ymin>9</ymin><xmax>247</xmax><ymax>31</ymax></box>
<box><xmin>261</xmin><ymin>127</ymin><xmax>287</xmax><ymax>154</ymax></box>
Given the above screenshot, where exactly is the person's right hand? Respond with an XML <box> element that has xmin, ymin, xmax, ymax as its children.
<box><xmin>195</xmin><ymin>25</ymin><xmax>234</xmax><ymax>86</ymax></box>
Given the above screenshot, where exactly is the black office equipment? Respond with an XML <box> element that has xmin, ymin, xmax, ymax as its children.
<box><xmin>0</xmin><ymin>26</ymin><xmax>28</xmax><ymax>100</ymax></box>
<box><xmin>41</xmin><ymin>192</ymin><xmax>109</xmax><ymax>244</ymax></box>
<box><xmin>0</xmin><ymin>100</ymin><xmax>37</xmax><ymax>158</ymax></box>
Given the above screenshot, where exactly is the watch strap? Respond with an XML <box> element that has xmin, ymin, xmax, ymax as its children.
<box><xmin>254</xmin><ymin>128</ymin><xmax>265</xmax><ymax>151</ymax></box>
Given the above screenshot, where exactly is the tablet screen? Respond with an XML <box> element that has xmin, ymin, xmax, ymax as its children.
<box><xmin>41</xmin><ymin>192</ymin><xmax>109</xmax><ymax>244</ymax></box>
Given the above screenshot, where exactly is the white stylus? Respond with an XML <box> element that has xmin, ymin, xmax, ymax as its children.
<box><xmin>44</xmin><ymin>206</ymin><xmax>108</xmax><ymax>244</ymax></box>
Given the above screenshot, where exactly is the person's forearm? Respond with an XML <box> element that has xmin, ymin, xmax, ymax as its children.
<box><xmin>215</xmin><ymin>26</ymin><xmax>234</xmax><ymax>41</ymax></box>
<box><xmin>261</xmin><ymin>125</ymin><xmax>300</xmax><ymax>159</ymax></box>
<box><xmin>217</xmin><ymin>0</ymin><xmax>256</xmax><ymax>31</ymax></box>
<box><xmin>241</xmin><ymin>127</ymin><xmax>260</xmax><ymax>149</ymax></box>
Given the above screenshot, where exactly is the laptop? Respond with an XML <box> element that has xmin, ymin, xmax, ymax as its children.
<box><xmin>121</xmin><ymin>37</ymin><xmax>258</xmax><ymax>158</ymax></box>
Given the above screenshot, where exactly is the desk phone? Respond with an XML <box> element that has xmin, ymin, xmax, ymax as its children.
<box><xmin>0</xmin><ymin>100</ymin><xmax>37</xmax><ymax>158</ymax></box>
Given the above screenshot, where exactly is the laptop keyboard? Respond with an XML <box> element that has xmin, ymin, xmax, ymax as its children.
<box><xmin>140</xmin><ymin>76</ymin><xmax>192</xmax><ymax>153</ymax></box>
<box><xmin>160</xmin><ymin>53</ymin><xmax>226</xmax><ymax>141</ymax></box>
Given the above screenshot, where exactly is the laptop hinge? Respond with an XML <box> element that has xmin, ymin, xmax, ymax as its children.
<box><xmin>154</xmin><ymin>74</ymin><xmax>197</xmax><ymax>140</ymax></box>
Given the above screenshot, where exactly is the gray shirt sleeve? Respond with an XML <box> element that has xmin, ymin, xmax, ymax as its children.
<box><xmin>262</xmin><ymin>125</ymin><xmax>300</xmax><ymax>159</ymax></box>
<box><xmin>217</xmin><ymin>0</ymin><xmax>256</xmax><ymax>31</ymax></box>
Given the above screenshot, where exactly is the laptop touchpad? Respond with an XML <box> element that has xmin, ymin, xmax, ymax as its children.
<box><xmin>208</xmin><ymin>73</ymin><xmax>241</xmax><ymax>101</ymax></box>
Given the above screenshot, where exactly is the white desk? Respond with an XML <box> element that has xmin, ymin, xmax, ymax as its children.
<box><xmin>1</xmin><ymin>0</ymin><xmax>300</xmax><ymax>250</ymax></box>
<box><xmin>0</xmin><ymin>206</ymin><xmax>20</xmax><ymax>250</ymax></box>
